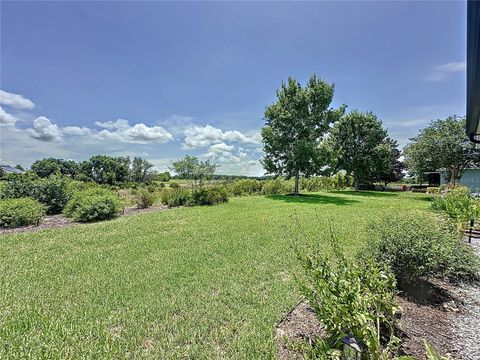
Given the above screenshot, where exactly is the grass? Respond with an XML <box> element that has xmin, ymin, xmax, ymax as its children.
<box><xmin>0</xmin><ymin>191</ymin><xmax>429</xmax><ymax>359</ymax></box>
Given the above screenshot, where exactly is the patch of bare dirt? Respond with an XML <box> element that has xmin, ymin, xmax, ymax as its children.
<box><xmin>0</xmin><ymin>204</ymin><xmax>170</xmax><ymax>235</ymax></box>
<box><xmin>275</xmin><ymin>301</ymin><xmax>326</xmax><ymax>360</ymax></box>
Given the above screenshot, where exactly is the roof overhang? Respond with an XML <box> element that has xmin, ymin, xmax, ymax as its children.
<box><xmin>467</xmin><ymin>1</ymin><xmax>480</xmax><ymax>144</ymax></box>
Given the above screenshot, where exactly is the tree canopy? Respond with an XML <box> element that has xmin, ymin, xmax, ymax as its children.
<box><xmin>326</xmin><ymin>110</ymin><xmax>390</xmax><ymax>190</ymax></box>
<box><xmin>261</xmin><ymin>75</ymin><xmax>344</xmax><ymax>194</ymax></box>
<box><xmin>404</xmin><ymin>116</ymin><xmax>479</xmax><ymax>184</ymax></box>
<box><xmin>170</xmin><ymin>155</ymin><xmax>217</xmax><ymax>188</ymax></box>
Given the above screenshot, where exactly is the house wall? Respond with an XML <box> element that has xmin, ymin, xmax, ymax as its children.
<box><xmin>440</xmin><ymin>169</ymin><xmax>480</xmax><ymax>192</ymax></box>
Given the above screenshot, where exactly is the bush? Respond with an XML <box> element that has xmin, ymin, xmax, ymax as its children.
<box><xmin>170</xmin><ymin>182</ymin><xmax>180</xmax><ymax>189</ymax></box>
<box><xmin>133</xmin><ymin>188</ymin><xmax>157</xmax><ymax>208</ymax></box>
<box><xmin>0</xmin><ymin>198</ymin><xmax>45</xmax><ymax>228</ymax></box>
<box><xmin>32</xmin><ymin>176</ymin><xmax>72</xmax><ymax>215</ymax></box>
<box><xmin>262</xmin><ymin>178</ymin><xmax>292</xmax><ymax>195</ymax></box>
<box><xmin>295</xmin><ymin>242</ymin><xmax>400</xmax><ymax>358</ymax></box>
<box><xmin>432</xmin><ymin>185</ymin><xmax>480</xmax><ymax>229</ymax></box>
<box><xmin>368</xmin><ymin>212</ymin><xmax>479</xmax><ymax>282</ymax></box>
<box><xmin>63</xmin><ymin>188</ymin><xmax>121</xmax><ymax>222</ymax></box>
<box><xmin>191</xmin><ymin>186</ymin><xmax>229</xmax><ymax>206</ymax></box>
<box><xmin>165</xmin><ymin>188</ymin><xmax>191</xmax><ymax>207</ymax></box>
<box><xmin>228</xmin><ymin>179</ymin><xmax>264</xmax><ymax>196</ymax></box>
<box><xmin>1</xmin><ymin>174</ymin><xmax>72</xmax><ymax>214</ymax></box>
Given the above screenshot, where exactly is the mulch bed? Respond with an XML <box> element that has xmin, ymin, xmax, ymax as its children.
<box><xmin>0</xmin><ymin>204</ymin><xmax>170</xmax><ymax>235</ymax></box>
<box><xmin>276</xmin><ymin>241</ymin><xmax>480</xmax><ymax>360</ymax></box>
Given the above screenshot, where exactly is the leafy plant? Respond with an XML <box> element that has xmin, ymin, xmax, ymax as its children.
<box><xmin>133</xmin><ymin>187</ymin><xmax>157</xmax><ymax>208</ymax></box>
<box><xmin>0</xmin><ymin>198</ymin><xmax>45</xmax><ymax>228</ymax></box>
<box><xmin>295</xmin><ymin>232</ymin><xmax>400</xmax><ymax>359</ymax></box>
<box><xmin>190</xmin><ymin>186</ymin><xmax>229</xmax><ymax>206</ymax></box>
<box><xmin>431</xmin><ymin>185</ymin><xmax>480</xmax><ymax>230</ymax></box>
<box><xmin>63</xmin><ymin>188</ymin><xmax>121</xmax><ymax>222</ymax></box>
<box><xmin>166</xmin><ymin>188</ymin><xmax>191</xmax><ymax>207</ymax></box>
<box><xmin>424</xmin><ymin>341</ymin><xmax>449</xmax><ymax>360</ymax></box>
<box><xmin>368</xmin><ymin>212</ymin><xmax>479</xmax><ymax>282</ymax></box>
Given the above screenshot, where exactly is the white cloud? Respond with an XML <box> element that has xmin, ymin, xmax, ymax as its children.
<box><xmin>62</xmin><ymin>126</ymin><xmax>92</xmax><ymax>136</ymax></box>
<box><xmin>0</xmin><ymin>106</ymin><xmax>18</xmax><ymax>125</ymax></box>
<box><xmin>425</xmin><ymin>61</ymin><xmax>466</xmax><ymax>82</ymax></box>
<box><xmin>94</xmin><ymin>119</ymin><xmax>130</xmax><ymax>130</ymax></box>
<box><xmin>183</xmin><ymin>124</ymin><xmax>260</xmax><ymax>149</ymax></box>
<box><xmin>28</xmin><ymin>116</ymin><xmax>63</xmax><ymax>142</ymax></box>
<box><xmin>95</xmin><ymin>120</ymin><xmax>173</xmax><ymax>144</ymax></box>
<box><xmin>207</xmin><ymin>142</ymin><xmax>235</xmax><ymax>154</ymax></box>
<box><xmin>0</xmin><ymin>90</ymin><xmax>35</xmax><ymax>109</ymax></box>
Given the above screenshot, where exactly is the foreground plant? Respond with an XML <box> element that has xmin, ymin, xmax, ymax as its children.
<box><xmin>294</xmin><ymin>234</ymin><xmax>400</xmax><ymax>359</ymax></box>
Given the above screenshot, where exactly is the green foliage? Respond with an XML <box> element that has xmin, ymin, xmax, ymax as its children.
<box><xmin>261</xmin><ymin>75</ymin><xmax>345</xmax><ymax>193</ymax></box>
<box><xmin>129</xmin><ymin>157</ymin><xmax>154</xmax><ymax>182</ymax></box>
<box><xmin>0</xmin><ymin>198</ymin><xmax>45</xmax><ymax>228</ymax></box>
<box><xmin>170</xmin><ymin>181</ymin><xmax>180</xmax><ymax>189</ymax></box>
<box><xmin>295</xmin><ymin>237</ymin><xmax>400</xmax><ymax>359</ymax></box>
<box><xmin>261</xmin><ymin>178</ymin><xmax>293</xmax><ymax>195</ymax></box>
<box><xmin>164</xmin><ymin>188</ymin><xmax>192</xmax><ymax>207</ymax></box>
<box><xmin>31</xmin><ymin>176</ymin><xmax>72</xmax><ymax>215</ymax></box>
<box><xmin>80</xmin><ymin>155</ymin><xmax>131</xmax><ymax>185</ymax></box>
<box><xmin>228</xmin><ymin>179</ymin><xmax>264</xmax><ymax>196</ymax></box>
<box><xmin>1</xmin><ymin>174</ymin><xmax>72</xmax><ymax>214</ymax></box>
<box><xmin>431</xmin><ymin>185</ymin><xmax>480</xmax><ymax>230</ymax></box>
<box><xmin>404</xmin><ymin>116</ymin><xmax>479</xmax><ymax>183</ymax></box>
<box><xmin>63</xmin><ymin>188</ymin><xmax>121</xmax><ymax>222</ymax></box>
<box><xmin>170</xmin><ymin>156</ymin><xmax>217</xmax><ymax>188</ymax></box>
<box><xmin>133</xmin><ymin>188</ymin><xmax>157</xmax><ymax>208</ymax></box>
<box><xmin>368</xmin><ymin>213</ymin><xmax>479</xmax><ymax>282</ymax></box>
<box><xmin>327</xmin><ymin>110</ymin><xmax>390</xmax><ymax>190</ymax></box>
<box><xmin>378</xmin><ymin>138</ymin><xmax>405</xmax><ymax>185</ymax></box>
<box><xmin>190</xmin><ymin>187</ymin><xmax>229</xmax><ymax>206</ymax></box>
<box><xmin>155</xmin><ymin>172</ymin><xmax>171</xmax><ymax>182</ymax></box>
<box><xmin>31</xmin><ymin>158</ymin><xmax>79</xmax><ymax>179</ymax></box>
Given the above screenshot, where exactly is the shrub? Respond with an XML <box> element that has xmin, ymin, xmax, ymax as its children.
<box><xmin>228</xmin><ymin>179</ymin><xmax>264</xmax><ymax>196</ymax></box>
<box><xmin>32</xmin><ymin>176</ymin><xmax>72</xmax><ymax>215</ymax></box>
<box><xmin>133</xmin><ymin>188</ymin><xmax>157</xmax><ymax>208</ymax></box>
<box><xmin>368</xmin><ymin>212</ymin><xmax>479</xmax><ymax>282</ymax></box>
<box><xmin>0</xmin><ymin>198</ymin><xmax>45</xmax><ymax>228</ymax></box>
<box><xmin>166</xmin><ymin>188</ymin><xmax>191</xmax><ymax>207</ymax></box>
<box><xmin>191</xmin><ymin>186</ymin><xmax>229</xmax><ymax>206</ymax></box>
<box><xmin>295</xmin><ymin>242</ymin><xmax>400</xmax><ymax>358</ymax></box>
<box><xmin>1</xmin><ymin>174</ymin><xmax>72</xmax><ymax>214</ymax></box>
<box><xmin>170</xmin><ymin>182</ymin><xmax>180</xmax><ymax>189</ymax></box>
<box><xmin>262</xmin><ymin>178</ymin><xmax>292</xmax><ymax>195</ymax></box>
<box><xmin>64</xmin><ymin>188</ymin><xmax>121</xmax><ymax>222</ymax></box>
<box><xmin>432</xmin><ymin>185</ymin><xmax>480</xmax><ymax>229</ymax></box>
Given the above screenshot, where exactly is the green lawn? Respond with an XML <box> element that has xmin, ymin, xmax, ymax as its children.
<box><xmin>0</xmin><ymin>191</ymin><xmax>429</xmax><ymax>359</ymax></box>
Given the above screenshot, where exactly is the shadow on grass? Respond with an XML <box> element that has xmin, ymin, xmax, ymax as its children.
<box><xmin>266</xmin><ymin>193</ymin><xmax>359</xmax><ymax>206</ymax></box>
<box><xmin>336</xmin><ymin>190</ymin><xmax>399</xmax><ymax>198</ymax></box>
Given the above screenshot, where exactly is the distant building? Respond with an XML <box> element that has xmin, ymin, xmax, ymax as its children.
<box><xmin>426</xmin><ymin>169</ymin><xmax>480</xmax><ymax>192</ymax></box>
<box><xmin>0</xmin><ymin>165</ymin><xmax>25</xmax><ymax>175</ymax></box>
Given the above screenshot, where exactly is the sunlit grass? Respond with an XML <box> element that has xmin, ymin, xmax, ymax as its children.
<box><xmin>0</xmin><ymin>191</ymin><xmax>429</xmax><ymax>359</ymax></box>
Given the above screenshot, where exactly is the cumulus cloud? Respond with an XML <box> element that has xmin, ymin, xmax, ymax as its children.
<box><xmin>425</xmin><ymin>62</ymin><xmax>466</xmax><ymax>82</ymax></box>
<box><xmin>0</xmin><ymin>106</ymin><xmax>18</xmax><ymax>125</ymax></box>
<box><xmin>0</xmin><ymin>90</ymin><xmax>35</xmax><ymax>109</ymax></box>
<box><xmin>183</xmin><ymin>125</ymin><xmax>260</xmax><ymax>149</ymax></box>
<box><xmin>62</xmin><ymin>126</ymin><xmax>92</xmax><ymax>136</ymax></box>
<box><xmin>28</xmin><ymin>116</ymin><xmax>63</xmax><ymax>142</ymax></box>
<box><xmin>95</xmin><ymin>120</ymin><xmax>173</xmax><ymax>144</ymax></box>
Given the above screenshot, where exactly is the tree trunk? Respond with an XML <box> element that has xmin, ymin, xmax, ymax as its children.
<box><xmin>294</xmin><ymin>173</ymin><xmax>300</xmax><ymax>195</ymax></box>
<box><xmin>354</xmin><ymin>175</ymin><xmax>360</xmax><ymax>192</ymax></box>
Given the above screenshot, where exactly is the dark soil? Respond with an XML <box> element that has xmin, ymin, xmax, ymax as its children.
<box><xmin>0</xmin><ymin>204</ymin><xmax>169</xmax><ymax>235</ymax></box>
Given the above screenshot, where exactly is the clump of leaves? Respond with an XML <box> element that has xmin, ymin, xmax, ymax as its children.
<box><xmin>367</xmin><ymin>212</ymin><xmax>479</xmax><ymax>282</ymax></box>
<box><xmin>431</xmin><ymin>185</ymin><xmax>480</xmax><ymax>230</ymax></box>
<box><xmin>294</xmin><ymin>230</ymin><xmax>401</xmax><ymax>359</ymax></box>
<box><xmin>133</xmin><ymin>187</ymin><xmax>157</xmax><ymax>208</ymax></box>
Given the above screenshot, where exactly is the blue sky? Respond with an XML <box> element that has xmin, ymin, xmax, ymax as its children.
<box><xmin>0</xmin><ymin>1</ymin><xmax>467</xmax><ymax>175</ymax></box>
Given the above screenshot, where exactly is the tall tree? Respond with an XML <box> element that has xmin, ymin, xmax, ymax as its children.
<box><xmin>378</xmin><ymin>138</ymin><xmax>405</xmax><ymax>186</ymax></box>
<box><xmin>327</xmin><ymin>110</ymin><xmax>390</xmax><ymax>190</ymax></box>
<box><xmin>261</xmin><ymin>75</ymin><xmax>344</xmax><ymax>194</ymax></box>
<box><xmin>170</xmin><ymin>155</ymin><xmax>217</xmax><ymax>188</ymax></box>
<box><xmin>404</xmin><ymin>116</ymin><xmax>479</xmax><ymax>184</ymax></box>
<box><xmin>80</xmin><ymin>155</ymin><xmax>131</xmax><ymax>185</ymax></box>
<box><xmin>31</xmin><ymin>158</ymin><xmax>79</xmax><ymax>178</ymax></box>
<box><xmin>130</xmin><ymin>157</ymin><xmax>155</xmax><ymax>182</ymax></box>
